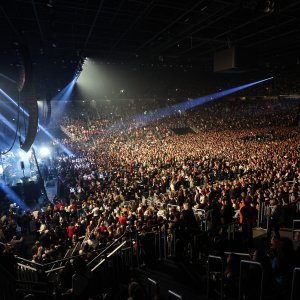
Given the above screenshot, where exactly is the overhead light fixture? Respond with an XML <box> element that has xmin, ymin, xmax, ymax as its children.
<box><xmin>74</xmin><ymin>56</ymin><xmax>87</xmax><ymax>79</ymax></box>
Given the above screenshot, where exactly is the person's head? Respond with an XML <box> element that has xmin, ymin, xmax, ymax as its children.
<box><xmin>128</xmin><ymin>281</ymin><xmax>146</xmax><ymax>300</ymax></box>
<box><xmin>294</xmin><ymin>231</ymin><xmax>300</xmax><ymax>242</ymax></box>
<box><xmin>277</xmin><ymin>237</ymin><xmax>295</xmax><ymax>265</ymax></box>
<box><xmin>252</xmin><ymin>249</ymin><xmax>270</xmax><ymax>268</ymax></box>
<box><xmin>183</xmin><ymin>202</ymin><xmax>190</xmax><ymax>211</ymax></box>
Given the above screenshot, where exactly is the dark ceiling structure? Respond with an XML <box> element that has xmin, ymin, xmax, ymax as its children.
<box><xmin>0</xmin><ymin>0</ymin><xmax>300</xmax><ymax>92</ymax></box>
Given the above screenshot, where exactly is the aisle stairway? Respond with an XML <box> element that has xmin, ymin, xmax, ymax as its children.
<box><xmin>131</xmin><ymin>259</ymin><xmax>207</xmax><ymax>300</ymax></box>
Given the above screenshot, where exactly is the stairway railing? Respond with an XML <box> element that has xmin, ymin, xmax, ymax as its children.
<box><xmin>13</xmin><ymin>219</ymin><xmax>240</xmax><ymax>298</ymax></box>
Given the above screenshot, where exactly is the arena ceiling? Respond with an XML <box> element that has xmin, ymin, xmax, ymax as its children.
<box><xmin>0</xmin><ymin>0</ymin><xmax>300</xmax><ymax>85</ymax></box>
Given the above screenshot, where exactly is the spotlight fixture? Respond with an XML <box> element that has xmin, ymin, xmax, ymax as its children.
<box><xmin>74</xmin><ymin>56</ymin><xmax>87</xmax><ymax>79</ymax></box>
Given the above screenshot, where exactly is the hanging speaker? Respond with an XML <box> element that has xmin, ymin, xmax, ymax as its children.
<box><xmin>20</xmin><ymin>98</ymin><xmax>38</xmax><ymax>152</ymax></box>
<box><xmin>15</xmin><ymin>42</ymin><xmax>39</xmax><ymax>152</ymax></box>
<box><xmin>15</xmin><ymin>42</ymin><xmax>33</xmax><ymax>93</ymax></box>
<box><xmin>20</xmin><ymin>161</ymin><xmax>25</xmax><ymax>170</ymax></box>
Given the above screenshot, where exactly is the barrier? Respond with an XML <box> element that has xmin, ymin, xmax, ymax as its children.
<box><xmin>167</xmin><ymin>203</ymin><xmax>181</xmax><ymax>211</ymax></box>
<box><xmin>17</xmin><ymin>263</ymin><xmax>38</xmax><ymax>283</ymax></box>
<box><xmin>256</xmin><ymin>202</ymin><xmax>279</xmax><ymax>230</ymax></box>
<box><xmin>290</xmin><ymin>267</ymin><xmax>300</xmax><ymax>300</ymax></box>
<box><xmin>292</xmin><ymin>219</ymin><xmax>300</xmax><ymax>239</ymax></box>
<box><xmin>238</xmin><ymin>260</ymin><xmax>264</xmax><ymax>300</ymax></box>
<box><xmin>71</xmin><ymin>241</ymin><xmax>81</xmax><ymax>256</ymax></box>
<box><xmin>224</xmin><ymin>252</ymin><xmax>251</xmax><ymax>260</ymax></box>
<box><xmin>256</xmin><ymin>202</ymin><xmax>267</xmax><ymax>228</ymax></box>
<box><xmin>91</xmin><ymin>241</ymin><xmax>127</xmax><ymax>273</ymax></box>
<box><xmin>207</xmin><ymin>255</ymin><xmax>224</xmax><ymax>300</ymax></box>
<box><xmin>193</xmin><ymin>208</ymin><xmax>206</xmax><ymax>218</ymax></box>
<box><xmin>193</xmin><ymin>208</ymin><xmax>207</xmax><ymax>230</ymax></box>
<box><xmin>226</xmin><ymin>222</ymin><xmax>238</xmax><ymax>241</ymax></box>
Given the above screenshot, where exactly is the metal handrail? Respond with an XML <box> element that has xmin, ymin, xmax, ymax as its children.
<box><xmin>224</xmin><ymin>252</ymin><xmax>251</xmax><ymax>260</ymax></box>
<box><xmin>168</xmin><ymin>289</ymin><xmax>183</xmax><ymax>300</ymax></box>
<box><xmin>15</xmin><ymin>219</ymin><xmax>238</xmax><ymax>272</ymax></box>
<box><xmin>91</xmin><ymin>241</ymin><xmax>127</xmax><ymax>272</ymax></box>
<box><xmin>87</xmin><ymin>232</ymin><xmax>127</xmax><ymax>267</ymax></box>
<box><xmin>87</xmin><ymin>221</ymin><xmax>168</xmax><ymax>268</ymax></box>
<box><xmin>42</xmin><ymin>222</ymin><xmax>167</xmax><ymax>269</ymax></box>
<box><xmin>45</xmin><ymin>265</ymin><xmax>65</xmax><ymax>274</ymax></box>
<box><xmin>42</xmin><ymin>238</ymin><xmax>119</xmax><ymax>268</ymax></box>
<box><xmin>148</xmin><ymin>277</ymin><xmax>159</xmax><ymax>298</ymax></box>
<box><xmin>17</xmin><ymin>263</ymin><xmax>37</xmax><ymax>272</ymax></box>
<box><xmin>15</xmin><ymin>256</ymin><xmax>44</xmax><ymax>268</ymax></box>
<box><xmin>16</xmin><ymin>223</ymin><xmax>167</xmax><ymax>271</ymax></box>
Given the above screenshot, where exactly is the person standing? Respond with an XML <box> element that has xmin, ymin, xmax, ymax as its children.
<box><xmin>267</xmin><ymin>199</ymin><xmax>281</xmax><ymax>240</ymax></box>
<box><xmin>240</xmin><ymin>198</ymin><xmax>255</xmax><ymax>251</ymax></box>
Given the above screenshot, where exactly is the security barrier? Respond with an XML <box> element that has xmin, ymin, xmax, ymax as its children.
<box><xmin>290</xmin><ymin>268</ymin><xmax>300</xmax><ymax>300</ymax></box>
<box><xmin>238</xmin><ymin>260</ymin><xmax>264</xmax><ymax>300</ymax></box>
<box><xmin>207</xmin><ymin>255</ymin><xmax>224</xmax><ymax>300</ymax></box>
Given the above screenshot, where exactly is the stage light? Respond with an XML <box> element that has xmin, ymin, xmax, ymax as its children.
<box><xmin>74</xmin><ymin>57</ymin><xmax>87</xmax><ymax>80</ymax></box>
<box><xmin>40</xmin><ymin>147</ymin><xmax>51</xmax><ymax>157</ymax></box>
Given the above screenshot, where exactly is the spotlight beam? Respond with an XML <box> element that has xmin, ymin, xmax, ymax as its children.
<box><xmin>0</xmin><ymin>132</ymin><xmax>10</xmax><ymax>146</ymax></box>
<box><xmin>0</xmin><ymin>113</ymin><xmax>26</xmax><ymax>141</ymax></box>
<box><xmin>0</xmin><ymin>95</ymin><xmax>20</xmax><ymax>115</ymax></box>
<box><xmin>52</xmin><ymin>76</ymin><xmax>78</xmax><ymax>101</ymax></box>
<box><xmin>132</xmin><ymin>77</ymin><xmax>273</xmax><ymax>126</ymax></box>
<box><xmin>0</xmin><ymin>179</ymin><xmax>28</xmax><ymax>211</ymax></box>
<box><xmin>0</xmin><ymin>89</ymin><xmax>73</xmax><ymax>156</ymax></box>
<box><xmin>0</xmin><ymin>73</ymin><xmax>17</xmax><ymax>84</ymax></box>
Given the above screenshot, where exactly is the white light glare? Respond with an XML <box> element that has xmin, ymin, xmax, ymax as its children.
<box><xmin>40</xmin><ymin>147</ymin><xmax>51</xmax><ymax>157</ymax></box>
<box><xmin>19</xmin><ymin>150</ymin><xmax>31</xmax><ymax>160</ymax></box>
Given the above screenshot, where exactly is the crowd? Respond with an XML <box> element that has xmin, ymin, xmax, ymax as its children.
<box><xmin>0</xmin><ymin>94</ymin><xmax>300</xmax><ymax>299</ymax></box>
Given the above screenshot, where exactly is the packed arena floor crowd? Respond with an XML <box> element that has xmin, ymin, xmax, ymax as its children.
<box><xmin>1</xmin><ymin>94</ymin><xmax>300</xmax><ymax>299</ymax></box>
